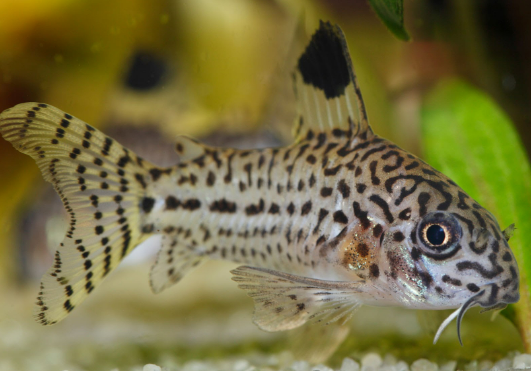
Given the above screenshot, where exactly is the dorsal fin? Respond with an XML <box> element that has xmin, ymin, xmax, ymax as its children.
<box><xmin>293</xmin><ymin>21</ymin><xmax>372</xmax><ymax>143</ymax></box>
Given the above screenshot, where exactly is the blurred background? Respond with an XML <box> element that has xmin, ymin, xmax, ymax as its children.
<box><xmin>0</xmin><ymin>0</ymin><xmax>529</xmax><ymax>369</ymax></box>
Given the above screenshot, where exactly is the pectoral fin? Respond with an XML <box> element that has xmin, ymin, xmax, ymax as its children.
<box><xmin>231</xmin><ymin>265</ymin><xmax>363</xmax><ymax>332</ymax></box>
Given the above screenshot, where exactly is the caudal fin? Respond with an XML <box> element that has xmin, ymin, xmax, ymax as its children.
<box><xmin>0</xmin><ymin>103</ymin><xmax>155</xmax><ymax>325</ymax></box>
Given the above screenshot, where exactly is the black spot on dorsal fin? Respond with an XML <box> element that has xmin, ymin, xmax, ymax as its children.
<box><xmin>298</xmin><ymin>21</ymin><xmax>351</xmax><ymax>99</ymax></box>
<box><xmin>292</xmin><ymin>21</ymin><xmax>372</xmax><ymax>144</ymax></box>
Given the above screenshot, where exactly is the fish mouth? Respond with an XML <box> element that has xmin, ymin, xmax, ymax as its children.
<box><xmin>432</xmin><ymin>281</ymin><xmax>519</xmax><ymax>345</ymax></box>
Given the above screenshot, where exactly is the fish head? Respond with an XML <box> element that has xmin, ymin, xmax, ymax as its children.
<box><xmin>376</xmin><ymin>173</ymin><xmax>520</xmax><ymax>313</ymax></box>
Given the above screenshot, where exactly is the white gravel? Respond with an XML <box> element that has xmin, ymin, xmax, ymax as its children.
<box><xmin>129</xmin><ymin>352</ymin><xmax>531</xmax><ymax>371</ymax></box>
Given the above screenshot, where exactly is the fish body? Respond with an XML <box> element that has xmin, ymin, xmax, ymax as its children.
<box><xmin>0</xmin><ymin>22</ymin><xmax>519</xmax><ymax>344</ymax></box>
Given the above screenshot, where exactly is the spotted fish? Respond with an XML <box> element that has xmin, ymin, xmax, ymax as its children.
<box><xmin>0</xmin><ymin>21</ymin><xmax>520</xmax><ymax>345</ymax></box>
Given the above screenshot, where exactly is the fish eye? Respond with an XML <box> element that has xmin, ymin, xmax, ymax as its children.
<box><xmin>418</xmin><ymin>212</ymin><xmax>462</xmax><ymax>259</ymax></box>
<box><xmin>425</xmin><ymin>224</ymin><xmax>447</xmax><ymax>246</ymax></box>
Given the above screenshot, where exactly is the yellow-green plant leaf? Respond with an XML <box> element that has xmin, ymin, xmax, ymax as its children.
<box><xmin>367</xmin><ymin>0</ymin><xmax>410</xmax><ymax>41</ymax></box>
<box><xmin>421</xmin><ymin>79</ymin><xmax>531</xmax><ymax>350</ymax></box>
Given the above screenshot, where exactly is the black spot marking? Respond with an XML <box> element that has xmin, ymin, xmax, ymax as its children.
<box><xmin>182</xmin><ymin>199</ymin><xmax>201</xmax><ymax>210</ymax></box>
<box><xmin>150</xmin><ymin>168</ymin><xmax>163</xmax><ymax>181</ymax></box>
<box><xmin>135</xmin><ymin>173</ymin><xmax>147</xmax><ymax>189</ymax></box>
<box><xmin>357</xmin><ymin>243</ymin><xmax>369</xmax><ymax>257</ymax></box>
<box><xmin>90</xmin><ymin>195</ymin><xmax>99</xmax><ymax>207</ymax></box>
<box><xmin>313</xmin><ymin>208</ymin><xmax>329</xmax><ymax>234</ymax></box>
<box><xmin>466</xmin><ymin>283</ymin><xmax>480</xmax><ymax>293</ymax></box>
<box><xmin>369</xmin><ymin>161</ymin><xmax>380</xmax><ymax>185</ymax></box>
<box><xmin>457</xmin><ymin>191</ymin><xmax>470</xmax><ymax>210</ymax></box>
<box><xmin>373</xmin><ymin>224</ymin><xmax>383</xmax><ymax>238</ymax></box>
<box><xmin>206</xmin><ymin>171</ymin><xmax>216</xmax><ymax>186</ymax></box>
<box><xmin>442</xmin><ymin>275</ymin><xmax>462</xmax><ymax>286</ymax></box>
<box><xmin>84</xmin><ymin>260</ymin><xmax>92</xmax><ymax>270</ymax></box>
<box><xmin>417</xmin><ymin>192</ymin><xmax>431</xmax><ymax>217</ymax></box>
<box><xmin>355</xmin><ymin>183</ymin><xmax>366</xmax><ymax>194</ymax></box>
<box><xmin>472</xmin><ymin>210</ymin><xmax>487</xmax><ymax>229</ymax></box>
<box><xmin>393</xmin><ymin>231</ymin><xmax>405</xmax><ymax>242</ymax></box>
<box><xmin>502</xmin><ymin>251</ymin><xmax>512</xmax><ymax>262</ymax></box>
<box><xmin>337</xmin><ymin>179</ymin><xmax>350</xmax><ymax>198</ymax></box>
<box><xmin>418</xmin><ymin>271</ymin><xmax>433</xmax><ymax>287</ymax></box>
<box><xmin>361</xmin><ymin>145</ymin><xmax>387</xmax><ymax>161</ymax></box>
<box><xmin>353</xmin><ymin>202</ymin><xmax>371</xmax><ymax>230</ymax></box>
<box><xmin>411</xmin><ymin>247</ymin><xmax>420</xmax><ymax>261</ymax></box>
<box><xmin>64</xmin><ymin>300</ymin><xmax>74</xmax><ymax>312</ymax></box>
<box><xmin>369</xmin><ymin>195</ymin><xmax>394</xmax><ymax>223</ymax></box>
<box><xmin>405</xmin><ymin>161</ymin><xmax>419</xmax><ymax>170</ymax></box>
<box><xmin>142</xmin><ymin>197</ymin><xmax>155</xmax><ymax>213</ymax></box>
<box><xmin>369</xmin><ymin>264</ymin><xmax>379</xmax><ymax>279</ymax></box>
<box><xmin>324</xmin><ymin>143</ymin><xmax>339</xmax><ymax>155</ymax></box>
<box><xmin>309</xmin><ymin>173</ymin><xmax>316</xmax><ymax>188</ymax></box>
<box><xmin>224</xmin><ymin>152</ymin><xmax>236</xmax><ymax>183</ymax></box>
<box><xmin>210</xmin><ymin>199</ymin><xmax>237</xmax><ymax>213</ymax></box>
<box><xmin>452</xmin><ymin>213</ymin><xmax>474</xmax><ymax>235</ymax></box>
<box><xmin>287</xmin><ymin>202</ymin><xmax>295</xmax><ymax>215</ymax></box>
<box><xmin>65</xmin><ymin>285</ymin><xmax>73</xmax><ymax>296</ymax></box>
<box><xmin>398</xmin><ymin>208</ymin><xmax>411</xmax><ymax>220</ymax></box>
<box><xmin>297</xmin><ymin>21</ymin><xmax>351</xmax><ymax>99</ymax></box>
<box><xmin>245</xmin><ymin>199</ymin><xmax>265</xmax><ymax>216</ymax></box>
<box><xmin>95</xmin><ymin>226</ymin><xmax>104</xmax><ymax>235</ymax></box>
<box><xmin>301</xmin><ymin>201</ymin><xmax>312</xmax><ymax>215</ymax></box>
<box><xmin>324</xmin><ymin>165</ymin><xmax>342</xmax><ymax>176</ymax></box>
<box><xmin>268</xmin><ymin>203</ymin><xmax>280</xmax><ymax>214</ymax></box>
<box><xmin>333</xmin><ymin>210</ymin><xmax>348</xmax><ymax>224</ymax></box>
<box><xmin>314</xmin><ymin>133</ymin><xmax>327</xmax><ymax>150</ymax></box>
<box><xmin>320</xmin><ymin>187</ymin><xmax>333</xmax><ymax>197</ymax></box>
<box><xmin>457</xmin><ymin>256</ymin><xmax>503</xmax><ymax>279</ymax></box>
<box><xmin>244</xmin><ymin>163</ymin><xmax>253</xmax><ymax>186</ymax></box>
<box><xmin>165</xmin><ymin>196</ymin><xmax>180</xmax><ymax>210</ymax></box>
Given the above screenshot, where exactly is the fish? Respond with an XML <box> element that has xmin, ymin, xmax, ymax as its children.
<box><xmin>0</xmin><ymin>21</ymin><xmax>520</xmax><ymax>346</ymax></box>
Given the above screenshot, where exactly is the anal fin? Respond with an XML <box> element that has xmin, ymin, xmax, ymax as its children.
<box><xmin>231</xmin><ymin>266</ymin><xmax>363</xmax><ymax>332</ymax></box>
<box><xmin>149</xmin><ymin>230</ymin><xmax>206</xmax><ymax>294</ymax></box>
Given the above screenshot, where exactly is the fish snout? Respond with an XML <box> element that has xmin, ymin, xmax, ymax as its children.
<box><xmin>476</xmin><ymin>278</ymin><xmax>520</xmax><ymax>311</ymax></box>
<box><xmin>469</xmin><ymin>228</ymin><xmax>520</xmax><ymax>307</ymax></box>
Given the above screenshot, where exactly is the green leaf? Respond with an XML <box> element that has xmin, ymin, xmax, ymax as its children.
<box><xmin>421</xmin><ymin>79</ymin><xmax>531</xmax><ymax>350</ymax></box>
<box><xmin>367</xmin><ymin>0</ymin><xmax>410</xmax><ymax>41</ymax></box>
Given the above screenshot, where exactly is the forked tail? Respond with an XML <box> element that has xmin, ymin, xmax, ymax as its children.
<box><xmin>0</xmin><ymin>103</ymin><xmax>156</xmax><ymax>325</ymax></box>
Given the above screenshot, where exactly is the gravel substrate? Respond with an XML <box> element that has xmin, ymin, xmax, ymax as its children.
<box><xmin>137</xmin><ymin>352</ymin><xmax>531</xmax><ymax>371</ymax></box>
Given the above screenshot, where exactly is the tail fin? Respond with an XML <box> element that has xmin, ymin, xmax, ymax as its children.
<box><xmin>0</xmin><ymin>103</ymin><xmax>155</xmax><ymax>325</ymax></box>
